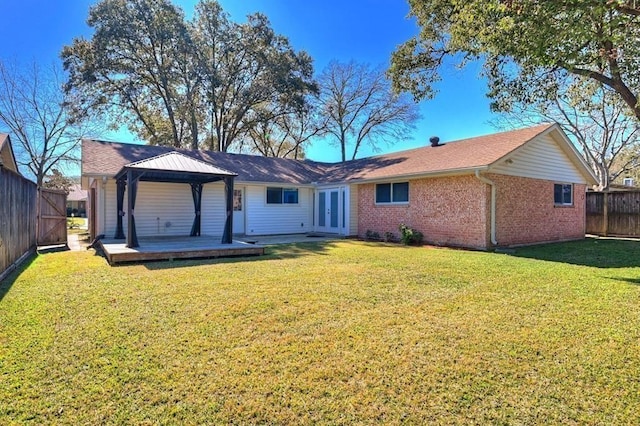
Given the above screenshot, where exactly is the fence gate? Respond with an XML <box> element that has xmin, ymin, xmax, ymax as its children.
<box><xmin>38</xmin><ymin>188</ymin><xmax>67</xmax><ymax>246</ymax></box>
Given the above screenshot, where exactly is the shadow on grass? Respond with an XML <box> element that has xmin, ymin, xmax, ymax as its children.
<box><xmin>0</xmin><ymin>254</ymin><xmax>37</xmax><ymax>302</ymax></box>
<box><xmin>140</xmin><ymin>241</ymin><xmax>340</xmax><ymax>271</ymax></box>
<box><xmin>607</xmin><ymin>277</ymin><xmax>640</xmax><ymax>286</ymax></box>
<box><xmin>511</xmin><ymin>237</ymin><xmax>640</xmax><ymax>268</ymax></box>
<box><xmin>37</xmin><ymin>245</ymin><xmax>70</xmax><ymax>254</ymax></box>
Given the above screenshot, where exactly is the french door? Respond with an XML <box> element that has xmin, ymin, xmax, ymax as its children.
<box><xmin>317</xmin><ymin>189</ymin><xmax>340</xmax><ymax>233</ymax></box>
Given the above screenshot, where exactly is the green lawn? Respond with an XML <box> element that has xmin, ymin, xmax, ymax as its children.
<box><xmin>1</xmin><ymin>239</ymin><xmax>639</xmax><ymax>424</ymax></box>
<box><xmin>67</xmin><ymin>217</ymin><xmax>87</xmax><ymax>230</ymax></box>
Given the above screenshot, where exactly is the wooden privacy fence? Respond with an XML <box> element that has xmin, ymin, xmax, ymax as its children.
<box><xmin>0</xmin><ymin>166</ymin><xmax>37</xmax><ymax>281</ymax></box>
<box><xmin>38</xmin><ymin>188</ymin><xmax>67</xmax><ymax>246</ymax></box>
<box><xmin>586</xmin><ymin>191</ymin><xmax>640</xmax><ymax>237</ymax></box>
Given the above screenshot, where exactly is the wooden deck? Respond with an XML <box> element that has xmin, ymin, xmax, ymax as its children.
<box><xmin>97</xmin><ymin>236</ymin><xmax>265</xmax><ymax>265</ymax></box>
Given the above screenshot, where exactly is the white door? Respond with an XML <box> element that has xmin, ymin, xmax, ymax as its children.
<box><xmin>232</xmin><ymin>188</ymin><xmax>245</xmax><ymax>234</ymax></box>
<box><xmin>317</xmin><ymin>189</ymin><xmax>340</xmax><ymax>233</ymax></box>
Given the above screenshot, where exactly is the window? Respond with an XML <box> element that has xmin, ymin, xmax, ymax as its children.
<box><xmin>376</xmin><ymin>182</ymin><xmax>409</xmax><ymax>204</ymax></box>
<box><xmin>392</xmin><ymin>182</ymin><xmax>409</xmax><ymax>203</ymax></box>
<box><xmin>554</xmin><ymin>183</ymin><xmax>573</xmax><ymax>206</ymax></box>
<box><xmin>283</xmin><ymin>188</ymin><xmax>299</xmax><ymax>204</ymax></box>
<box><xmin>376</xmin><ymin>183</ymin><xmax>391</xmax><ymax>203</ymax></box>
<box><xmin>266</xmin><ymin>187</ymin><xmax>298</xmax><ymax>204</ymax></box>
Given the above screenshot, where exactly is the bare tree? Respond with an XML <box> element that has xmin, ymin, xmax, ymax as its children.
<box><xmin>495</xmin><ymin>76</ymin><xmax>640</xmax><ymax>191</ymax></box>
<box><xmin>318</xmin><ymin>61</ymin><xmax>420</xmax><ymax>162</ymax></box>
<box><xmin>244</xmin><ymin>100</ymin><xmax>327</xmax><ymax>159</ymax></box>
<box><xmin>0</xmin><ymin>60</ymin><xmax>94</xmax><ymax>188</ymax></box>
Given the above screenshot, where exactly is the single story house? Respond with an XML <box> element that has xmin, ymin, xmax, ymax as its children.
<box><xmin>81</xmin><ymin>123</ymin><xmax>597</xmax><ymax>250</ymax></box>
<box><xmin>67</xmin><ymin>184</ymin><xmax>88</xmax><ymax>217</ymax></box>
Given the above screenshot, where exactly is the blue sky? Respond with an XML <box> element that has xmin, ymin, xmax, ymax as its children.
<box><xmin>2</xmin><ymin>0</ymin><xmax>497</xmax><ymax>163</ymax></box>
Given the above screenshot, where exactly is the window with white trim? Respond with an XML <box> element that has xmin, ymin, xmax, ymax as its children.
<box><xmin>375</xmin><ymin>182</ymin><xmax>409</xmax><ymax>204</ymax></box>
<box><xmin>266</xmin><ymin>187</ymin><xmax>299</xmax><ymax>204</ymax></box>
<box><xmin>554</xmin><ymin>183</ymin><xmax>573</xmax><ymax>206</ymax></box>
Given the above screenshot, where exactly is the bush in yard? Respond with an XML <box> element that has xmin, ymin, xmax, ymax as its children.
<box><xmin>365</xmin><ymin>230</ymin><xmax>381</xmax><ymax>241</ymax></box>
<box><xmin>399</xmin><ymin>224</ymin><xmax>423</xmax><ymax>246</ymax></box>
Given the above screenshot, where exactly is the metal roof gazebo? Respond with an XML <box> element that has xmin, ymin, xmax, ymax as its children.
<box><xmin>113</xmin><ymin>151</ymin><xmax>237</xmax><ymax>248</ymax></box>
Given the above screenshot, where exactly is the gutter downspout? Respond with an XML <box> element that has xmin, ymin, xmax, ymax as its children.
<box><xmin>475</xmin><ymin>170</ymin><xmax>498</xmax><ymax>246</ymax></box>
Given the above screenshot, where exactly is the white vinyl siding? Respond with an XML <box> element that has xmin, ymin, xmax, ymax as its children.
<box><xmin>103</xmin><ymin>179</ymin><xmax>118</xmax><ymax>237</ymax></box>
<box><xmin>245</xmin><ymin>185</ymin><xmax>312</xmax><ymax>235</ymax></box>
<box><xmin>201</xmin><ymin>183</ymin><xmax>227</xmax><ymax>236</ymax></box>
<box><xmin>103</xmin><ymin>181</ymin><xmax>228</xmax><ymax>237</ymax></box>
<box><xmin>134</xmin><ymin>182</ymin><xmax>194</xmax><ymax>236</ymax></box>
<box><xmin>102</xmin><ymin>181</ymin><xmax>313</xmax><ymax>238</ymax></box>
<box><xmin>89</xmin><ymin>178</ymin><xmax>105</xmax><ymax>237</ymax></box>
<box><xmin>488</xmin><ymin>134</ymin><xmax>587</xmax><ymax>183</ymax></box>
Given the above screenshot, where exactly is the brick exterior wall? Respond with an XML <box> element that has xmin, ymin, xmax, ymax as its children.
<box><xmin>357</xmin><ymin>175</ymin><xmax>490</xmax><ymax>249</ymax></box>
<box><xmin>489</xmin><ymin>173</ymin><xmax>587</xmax><ymax>246</ymax></box>
<box><xmin>357</xmin><ymin>173</ymin><xmax>587</xmax><ymax>249</ymax></box>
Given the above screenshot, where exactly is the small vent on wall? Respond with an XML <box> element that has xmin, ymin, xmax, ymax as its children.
<box><xmin>623</xmin><ymin>177</ymin><xmax>634</xmax><ymax>187</ymax></box>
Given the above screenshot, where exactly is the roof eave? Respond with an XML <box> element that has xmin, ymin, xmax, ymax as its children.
<box><xmin>329</xmin><ymin>166</ymin><xmax>490</xmax><ymax>185</ymax></box>
<box><xmin>114</xmin><ymin>165</ymin><xmax>237</xmax><ymax>182</ymax></box>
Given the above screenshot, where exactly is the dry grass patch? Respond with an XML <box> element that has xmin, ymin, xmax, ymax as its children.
<box><xmin>1</xmin><ymin>239</ymin><xmax>639</xmax><ymax>424</ymax></box>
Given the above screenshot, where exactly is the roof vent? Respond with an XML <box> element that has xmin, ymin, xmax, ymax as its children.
<box><xmin>429</xmin><ymin>136</ymin><xmax>441</xmax><ymax>147</ymax></box>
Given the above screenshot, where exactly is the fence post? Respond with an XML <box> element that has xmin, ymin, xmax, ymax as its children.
<box><xmin>602</xmin><ymin>191</ymin><xmax>608</xmax><ymax>237</ymax></box>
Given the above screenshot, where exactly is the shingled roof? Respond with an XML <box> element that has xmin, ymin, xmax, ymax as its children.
<box><xmin>67</xmin><ymin>184</ymin><xmax>88</xmax><ymax>202</ymax></box>
<box><xmin>325</xmin><ymin>123</ymin><xmax>558</xmax><ymax>183</ymax></box>
<box><xmin>82</xmin><ymin>140</ymin><xmax>329</xmax><ymax>184</ymax></box>
<box><xmin>82</xmin><ymin>123</ymin><xmax>572</xmax><ymax>185</ymax></box>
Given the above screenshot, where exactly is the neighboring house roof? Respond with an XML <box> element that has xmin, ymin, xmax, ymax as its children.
<box><xmin>81</xmin><ymin>123</ymin><xmax>598</xmax><ymax>186</ymax></box>
<box><xmin>0</xmin><ymin>133</ymin><xmax>19</xmax><ymax>174</ymax></box>
<box><xmin>67</xmin><ymin>184</ymin><xmax>88</xmax><ymax>202</ymax></box>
